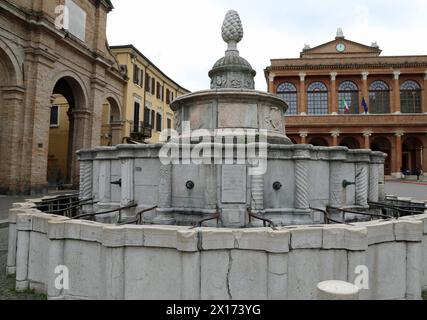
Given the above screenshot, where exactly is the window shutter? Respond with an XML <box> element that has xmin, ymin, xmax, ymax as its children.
<box><xmin>156</xmin><ymin>113</ymin><xmax>162</xmax><ymax>132</ymax></box>
<box><xmin>151</xmin><ymin>78</ymin><xmax>155</xmax><ymax>95</ymax></box>
<box><xmin>166</xmin><ymin>89</ymin><xmax>170</xmax><ymax>104</ymax></box>
<box><xmin>140</xmin><ymin>69</ymin><xmax>144</xmax><ymax>87</ymax></box>
<box><xmin>133</xmin><ymin>65</ymin><xmax>138</xmax><ymax>84</ymax></box>
<box><xmin>145</xmin><ymin>74</ymin><xmax>150</xmax><ymax>92</ymax></box>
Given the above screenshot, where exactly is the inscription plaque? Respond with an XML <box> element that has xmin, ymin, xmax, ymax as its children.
<box><xmin>221</xmin><ymin>165</ymin><xmax>247</xmax><ymax>203</ymax></box>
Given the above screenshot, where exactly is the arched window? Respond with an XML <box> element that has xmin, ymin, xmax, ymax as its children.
<box><xmin>369</xmin><ymin>81</ymin><xmax>390</xmax><ymax>114</ymax></box>
<box><xmin>307</xmin><ymin>82</ymin><xmax>328</xmax><ymax>115</ymax></box>
<box><xmin>401</xmin><ymin>80</ymin><xmax>421</xmax><ymax>114</ymax></box>
<box><xmin>338</xmin><ymin>81</ymin><xmax>359</xmax><ymax>114</ymax></box>
<box><xmin>277</xmin><ymin>82</ymin><xmax>298</xmax><ymax>115</ymax></box>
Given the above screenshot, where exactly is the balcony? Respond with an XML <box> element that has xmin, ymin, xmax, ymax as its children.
<box><xmin>130</xmin><ymin>122</ymin><xmax>152</xmax><ymax>142</ymax></box>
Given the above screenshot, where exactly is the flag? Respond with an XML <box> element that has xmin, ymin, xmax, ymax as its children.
<box><xmin>362</xmin><ymin>97</ymin><xmax>368</xmax><ymax>114</ymax></box>
<box><xmin>342</xmin><ymin>98</ymin><xmax>350</xmax><ymax>113</ymax></box>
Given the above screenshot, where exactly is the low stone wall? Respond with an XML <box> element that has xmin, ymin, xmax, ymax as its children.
<box><xmin>5</xmin><ymin>198</ymin><xmax>427</xmax><ymax>300</ymax></box>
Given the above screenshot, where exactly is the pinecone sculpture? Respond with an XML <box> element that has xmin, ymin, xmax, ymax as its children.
<box><xmin>221</xmin><ymin>10</ymin><xmax>244</xmax><ymax>44</ymax></box>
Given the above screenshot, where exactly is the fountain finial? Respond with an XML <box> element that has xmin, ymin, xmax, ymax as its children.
<box><xmin>222</xmin><ymin>10</ymin><xmax>244</xmax><ymax>53</ymax></box>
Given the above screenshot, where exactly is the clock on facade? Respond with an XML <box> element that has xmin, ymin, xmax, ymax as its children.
<box><xmin>336</xmin><ymin>43</ymin><xmax>346</xmax><ymax>52</ymax></box>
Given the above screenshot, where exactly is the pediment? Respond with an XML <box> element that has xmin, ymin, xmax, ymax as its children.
<box><xmin>301</xmin><ymin>38</ymin><xmax>381</xmax><ymax>58</ymax></box>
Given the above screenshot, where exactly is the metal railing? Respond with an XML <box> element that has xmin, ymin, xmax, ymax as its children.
<box><xmin>310</xmin><ymin>206</ymin><xmax>352</xmax><ymax>225</ymax></box>
<box><xmin>116</xmin><ymin>206</ymin><xmax>158</xmax><ymax>225</ymax></box>
<box><xmin>73</xmin><ymin>203</ymin><xmax>138</xmax><ymax>221</ymax></box>
<box><xmin>247</xmin><ymin>207</ymin><xmax>278</xmax><ymax>230</ymax></box>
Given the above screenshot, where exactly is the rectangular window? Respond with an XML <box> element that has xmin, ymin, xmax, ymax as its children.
<box><xmin>156</xmin><ymin>113</ymin><xmax>162</xmax><ymax>132</ymax></box>
<box><xmin>65</xmin><ymin>0</ymin><xmax>87</xmax><ymax>42</ymax></box>
<box><xmin>50</xmin><ymin>106</ymin><xmax>59</xmax><ymax>127</ymax></box>
<box><xmin>133</xmin><ymin>102</ymin><xmax>140</xmax><ymax>133</ymax></box>
<box><xmin>139</xmin><ymin>69</ymin><xmax>144</xmax><ymax>87</ymax></box>
<box><xmin>167</xmin><ymin>118</ymin><xmax>172</xmax><ymax>129</ymax></box>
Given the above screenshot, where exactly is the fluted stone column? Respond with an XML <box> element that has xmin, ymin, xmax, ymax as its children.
<box><xmin>369</xmin><ymin>163</ymin><xmax>379</xmax><ymax>203</ymax></box>
<box><xmin>79</xmin><ymin>157</ymin><xmax>93</xmax><ymax>201</ymax></box>
<box><xmin>300</xmin><ymin>132</ymin><xmax>308</xmax><ymax>145</ymax></box>
<box><xmin>362</xmin><ymin>130</ymin><xmax>372</xmax><ymax>150</ymax></box>
<box><xmin>331</xmin><ymin>130</ymin><xmax>340</xmax><ymax>147</ymax></box>
<box><xmin>294</xmin><ymin>147</ymin><xmax>310</xmax><ymax>210</ymax></box>
<box><xmin>393</xmin><ymin>131</ymin><xmax>404</xmax><ymax>178</ymax></box>
<box><xmin>355</xmin><ymin>151</ymin><xmax>370</xmax><ymax>207</ymax></box>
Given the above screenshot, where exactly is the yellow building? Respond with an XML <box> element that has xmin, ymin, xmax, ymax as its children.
<box><xmin>110</xmin><ymin>45</ymin><xmax>190</xmax><ymax>144</ymax></box>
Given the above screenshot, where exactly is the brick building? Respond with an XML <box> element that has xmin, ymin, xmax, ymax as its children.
<box><xmin>0</xmin><ymin>0</ymin><xmax>126</xmax><ymax>194</ymax></box>
<box><xmin>265</xmin><ymin>29</ymin><xmax>427</xmax><ymax>178</ymax></box>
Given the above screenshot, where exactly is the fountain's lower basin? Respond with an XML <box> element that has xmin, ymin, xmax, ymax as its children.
<box><xmin>77</xmin><ymin>143</ymin><xmax>386</xmax><ymax>227</ymax></box>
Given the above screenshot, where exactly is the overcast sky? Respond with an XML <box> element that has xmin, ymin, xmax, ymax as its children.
<box><xmin>107</xmin><ymin>0</ymin><xmax>427</xmax><ymax>92</ymax></box>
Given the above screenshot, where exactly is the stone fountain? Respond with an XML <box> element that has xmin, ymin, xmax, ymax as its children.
<box><xmin>77</xmin><ymin>10</ymin><xmax>386</xmax><ymax>228</ymax></box>
<box><xmin>7</xmin><ymin>10</ymin><xmax>427</xmax><ymax>301</ymax></box>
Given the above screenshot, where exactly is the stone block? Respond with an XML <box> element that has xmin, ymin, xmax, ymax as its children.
<box><xmin>401</xmin><ymin>214</ymin><xmax>427</xmax><ymax>235</ymax></box>
<box><xmin>229</xmin><ymin>250</ymin><xmax>268</xmax><ymax>300</ymax></box>
<box><xmin>287</xmin><ymin>249</ymin><xmax>348</xmax><ymax>300</ymax></box>
<box><xmin>394</xmin><ymin>220</ymin><xmax>423</xmax><ymax>242</ymax></box>
<box><xmin>142</xmin><ymin>225</ymin><xmax>180</xmax><ymax>249</ymax></box>
<box><xmin>16</xmin><ymin>214</ymin><xmax>33</xmax><ymax>231</ymax></box>
<box><xmin>47</xmin><ymin>220</ymin><xmax>66</xmax><ymax>240</ymax></box>
<box><xmin>290</xmin><ymin>227</ymin><xmax>323</xmax><ymax>249</ymax></box>
<box><xmin>63</xmin><ymin>221</ymin><xmax>82</xmax><ymax>240</ymax></box>
<box><xmin>177</xmin><ymin>229</ymin><xmax>199</xmax><ymax>252</ymax></box>
<box><xmin>267</xmin><ymin>253</ymin><xmax>288</xmax><ymax>300</ymax></box>
<box><xmin>200</xmin><ymin>228</ymin><xmax>235</xmax><ymax>250</ymax></box>
<box><xmin>28</xmin><ymin>232</ymin><xmax>49</xmax><ymax>286</ymax></box>
<box><xmin>124</xmin><ymin>247</ymin><xmax>182</xmax><ymax>300</ymax></box>
<box><xmin>200</xmin><ymin>250</ymin><xmax>230</xmax><ymax>300</ymax></box>
<box><xmin>63</xmin><ymin>240</ymin><xmax>103</xmax><ymax>299</ymax></box>
<box><xmin>102</xmin><ymin>226</ymin><xmax>126</xmax><ymax>248</ymax></box>
<box><xmin>356</xmin><ymin>221</ymin><xmax>395</xmax><ymax>245</ymax></box>
<box><xmin>79</xmin><ymin>221</ymin><xmax>104</xmax><ymax>243</ymax></box>
<box><xmin>123</xmin><ymin>225</ymin><xmax>144</xmax><ymax>246</ymax></box>
<box><xmin>366</xmin><ymin>242</ymin><xmax>406</xmax><ymax>300</ymax></box>
<box><xmin>322</xmin><ymin>226</ymin><xmax>368</xmax><ymax>251</ymax></box>
<box><xmin>181</xmin><ymin>252</ymin><xmax>201</xmax><ymax>299</ymax></box>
